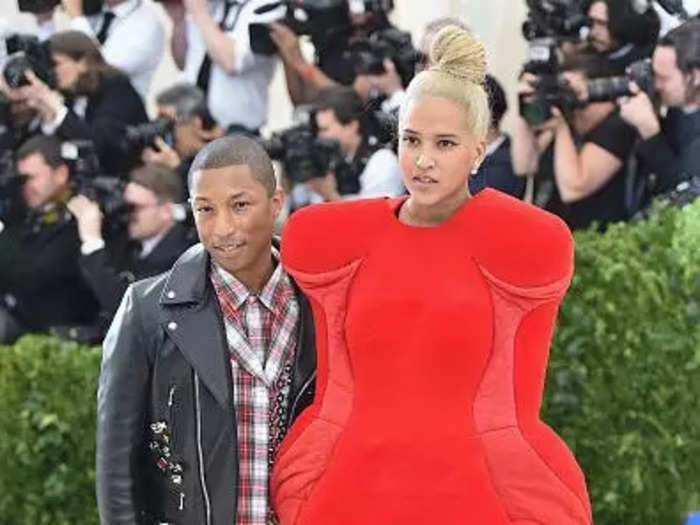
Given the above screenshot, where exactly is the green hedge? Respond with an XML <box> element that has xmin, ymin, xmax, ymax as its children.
<box><xmin>0</xmin><ymin>336</ymin><xmax>101</xmax><ymax>525</ymax></box>
<box><xmin>544</xmin><ymin>200</ymin><xmax>700</xmax><ymax>524</ymax></box>
<box><xmin>1</xmin><ymin>201</ymin><xmax>699</xmax><ymax>525</ymax></box>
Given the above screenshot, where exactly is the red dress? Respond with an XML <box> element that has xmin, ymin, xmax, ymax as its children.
<box><xmin>272</xmin><ymin>189</ymin><xmax>593</xmax><ymax>524</ymax></box>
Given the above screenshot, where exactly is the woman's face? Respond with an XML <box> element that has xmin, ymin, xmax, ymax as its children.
<box><xmin>398</xmin><ymin>95</ymin><xmax>485</xmax><ymax>210</ymax></box>
<box><xmin>52</xmin><ymin>53</ymin><xmax>87</xmax><ymax>92</ymax></box>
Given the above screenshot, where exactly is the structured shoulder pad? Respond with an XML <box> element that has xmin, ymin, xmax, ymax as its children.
<box><xmin>281</xmin><ymin>199</ymin><xmax>388</xmax><ymax>274</ymax></box>
<box><xmin>469</xmin><ymin>190</ymin><xmax>574</xmax><ymax>290</ymax></box>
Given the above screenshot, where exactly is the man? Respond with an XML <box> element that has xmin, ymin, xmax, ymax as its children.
<box><xmin>182</xmin><ymin>0</ymin><xmax>285</xmax><ymax>134</ymax></box>
<box><xmin>585</xmin><ymin>0</ymin><xmax>660</xmax><ymax>72</ymax></box>
<box><xmin>67</xmin><ymin>162</ymin><xmax>195</xmax><ymax>320</ymax></box>
<box><xmin>60</xmin><ymin>0</ymin><xmax>165</xmax><ymax>100</ymax></box>
<box><xmin>469</xmin><ymin>75</ymin><xmax>525</xmax><ymax>199</ymax></box>
<box><xmin>0</xmin><ymin>134</ymin><xmax>99</xmax><ymax>343</ymax></box>
<box><xmin>141</xmin><ymin>83</ymin><xmax>225</xmax><ymax>186</ymax></box>
<box><xmin>96</xmin><ymin>135</ymin><xmax>316</xmax><ymax>524</ymax></box>
<box><xmin>302</xmin><ymin>86</ymin><xmax>403</xmax><ymax>204</ymax></box>
<box><xmin>618</xmin><ymin>18</ymin><xmax>700</xmax><ymax>193</ymax></box>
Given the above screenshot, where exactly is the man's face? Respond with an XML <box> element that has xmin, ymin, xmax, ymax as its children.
<box><xmin>157</xmin><ymin>104</ymin><xmax>204</xmax><ymax>158</ymax></box>
<box><xmin>653</xmin><ymin>46</ymin><xmax>691</xmax><ymax>107</ymax></box>
<box><xmin>17</xmin><ymin>153</ymin><xmax>68</xmax><ymax>209</ymax></box>
<box><xmin>588</xmin><ymin>2</ymin><xmax>616</xmax><ymax>53</ymax></box>
<box><xmin>315</xmin><ymin>108</ymin><xmax>360</xmax><ymax>156</ymax></box>
<box><xmin>190</xmin><ymin>164</ymin><xmax>283</xmax><ymax>281</ymax></box>
<box><xmin>124</xmin><ymin>182</ymin><xmax>172</xmax><ymax>241</ymax></box>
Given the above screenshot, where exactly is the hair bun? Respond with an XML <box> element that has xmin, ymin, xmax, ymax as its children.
<box><xmin>429</xmin><ymin>25</ymin><xmax>487</xmax><ymax>85</ymax></box>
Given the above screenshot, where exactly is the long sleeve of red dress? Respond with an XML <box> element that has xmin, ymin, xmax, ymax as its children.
<box><xmin>271</xmin><ymin>189</ymin><xmax>593</xmax><ymax>525</ymax></box>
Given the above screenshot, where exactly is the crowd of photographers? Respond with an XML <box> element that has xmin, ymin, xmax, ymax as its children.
<box><xmin>0</xmin><ymin>0</ymin><xmax>698</xmax><ymax>344</ymax></box>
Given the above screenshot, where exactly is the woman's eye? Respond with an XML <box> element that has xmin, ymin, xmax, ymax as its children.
<box><xmin>401</xmin><ymin>136</ymin><xmax>418</xmax><ymax>145</ymax></box>
<box><xmin>437</xmin><ymin>140</ymin><xmax>456</xmax><ymax>148</ymax></box>
<box><xmin>195</xmin><ymin>206</ymin><xmax>212</xmax><ymax>213</ymax></box>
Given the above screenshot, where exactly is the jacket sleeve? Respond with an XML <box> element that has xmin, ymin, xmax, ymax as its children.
<box><xmin>96</xmin><ymin>284</ymin><xmax>152</xmax><ymax>524</ymax></box>
<box><xmin>635</xmin><ymin>133</ymin><xmax>684</xmax><ymax>193</ymax></box>
<box><xmin>79</xmin><ymin>248</ymin><xmax>130</xmax><ymax>318</ymax></box>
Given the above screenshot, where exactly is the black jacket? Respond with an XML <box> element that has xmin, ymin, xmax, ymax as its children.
<box><xmin>57</xmin><ymin>73</ymin><xmax>148</xmax><ymax>175</ymax></box>
<box><xmin>96</xmin><ymin>244</ymin><xmax>316</xmax><ymax>524</ymax></box>
<box><xmin>0</xmin><ymin>208</ymin><xmax>100</xmax><ymax>334</ymax></box>
<box><xmin>80</xmin><ymin>222</ymin><xmax>195</xmax><ymax>319</ymax></box>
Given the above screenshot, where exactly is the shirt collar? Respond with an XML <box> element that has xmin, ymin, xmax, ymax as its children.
<box><xmin>211</xmin><ymin>246</ymin><xmax>288</xmax><ymax>314</ymax></box>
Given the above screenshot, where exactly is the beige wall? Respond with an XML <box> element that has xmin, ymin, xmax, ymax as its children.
<box><xmin>2</xmin><ymin>0</ymin><xmax>699</xmax><ymax>135</ymax></box>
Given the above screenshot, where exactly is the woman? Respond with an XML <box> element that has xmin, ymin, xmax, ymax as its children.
<box><xmin>11</xmin><ymin>30</ymin><xmax>148</xmax><ymax>175</ymax></box>
<box><xmin>271</xmin><ymin>26</ymin><xmax>593</xmax><ymax>524</ymax></box>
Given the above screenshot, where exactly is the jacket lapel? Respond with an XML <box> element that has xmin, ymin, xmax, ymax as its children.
<box><xmin>158</xmin><ymin>244</ymin><xmax>232</xmax><ymax>408</ymax></box>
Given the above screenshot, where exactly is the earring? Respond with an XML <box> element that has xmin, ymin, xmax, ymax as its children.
<box><xmin>471</xmin><ymin>165</ymin><xmax>479</xmax><ymax>175</ymax></box>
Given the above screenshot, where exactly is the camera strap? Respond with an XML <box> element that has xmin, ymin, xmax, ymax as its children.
<box><xmin>196</xmin><ymin>0</ymin><xmax>249</xmax><ymax>94</ymax></box>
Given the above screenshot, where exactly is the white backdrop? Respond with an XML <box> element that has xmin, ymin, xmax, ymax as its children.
<box><xmin>2</xmin><ymin>0</ymin><xmax>699</xmax><ymax>134</ymax></box>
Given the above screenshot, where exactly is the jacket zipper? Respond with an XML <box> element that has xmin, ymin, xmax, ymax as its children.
<box><xmin>167</xmin><ymin>385</ymin><xmax>186</xmax><ymax>513</ymax></box>
<box><xmin>194</xmin><ymin>372</ymin><xmax>212</xmax><ymax>525</ymax></box>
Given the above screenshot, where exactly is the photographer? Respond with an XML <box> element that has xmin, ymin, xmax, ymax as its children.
<box><xmin>182</xmin><ymin>0</ymin><xmax>285</xmax><ymax>135</ymax></box>
<box><xmin>67</xmin><ymin>162</ymin><xmax>194</xmax><ymax>319</ymax></box>
<box><xmin>141</xmin><ymin>83</ymin><xmax>225</xmax><ymax>186</ymax></box>
<box><xmin>470</xmin><ymin>75</ymin><xmax>525</xmax><ymax>199</ymax></box>
<box><xmin>0</xmin><ymin>134</ymin><xmax>99</xmax><ymax>343</ymax></box>
<box><xmin>60</xmin><ymin>0</ymin><xmax>165</xmax><ymax>100</ymax></box>
<box><xmin>512</xmin><ymin>53</ymin><xmax>638</xmax><ymax>230</ymax></box>
<box><xmin>618</xmin><ymin>19</ymin><xmax>700</xmax><ymax>193</ymax></box>
<box><xmin>267</xmin><ymin>1</ymin><xmax>401</xmax><ymax>106</ymax></box>
<box><xmin>4</xmin><ymin>30</ymin><xmax>148</xmax><ymax>176</ymax></box>
<box><xmin>304</xmin><ymin>85</ymin><xmax>403</xmax><ymax>202</ymax></box>
<box><xmin>584</xmin><ymin>0</ymin><xmax>660</xmax><ymax>72</ymax></box>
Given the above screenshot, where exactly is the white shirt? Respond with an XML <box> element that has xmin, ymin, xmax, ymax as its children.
<box><xmin>292</xmin><ymin>147</ymin><xmax>404</xmax><ymax>207</ymax></box>
<box><xmin>182</xmin><ymin>0</ymin><xmax>284</xmax><ymax>131</ymax></box>
<box><xmin>70</xmin><ymin>0</ymin><xmax>165</xmax><ymax>100</ymax></box>
<box><xmin>347</xmin><ymin>148</ymin><xmax>404</xmax><ymax>200</ymax></box>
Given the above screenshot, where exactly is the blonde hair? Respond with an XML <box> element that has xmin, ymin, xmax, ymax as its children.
<box><xmin>400</xmin><ymin>26</ymin><xmax>490</xmax><ymax>139</ymax></box>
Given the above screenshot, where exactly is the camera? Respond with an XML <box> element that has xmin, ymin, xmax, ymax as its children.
<box><xmin>262</xmin><ymin>123</ymin><xmax>345</xmax><ymax>185</ymax></box>
<box><xmin>344</xmin><ymin>27</ymin><xmax>417</xmax><ymax>88</ymax></box>
<box><xmin>121</xmin><ymin>117</ymin><xmax>175</xmax><ymax>153</ymax></box>
<box><xmin>586</xmin><ymin>58</ymin><xmax>654</xmax><ymax>102</ymax></box>
<box><xmin>522</xmin><ymin>0</ymin><xmax>589</xmax><ymax>41</ymax></box>
<box><xmin>61</xmin><ymin>140</ymin><xmax>131</xmax><ymax>232</ymax></box>
<box><xmin>1</xmin><ymin>34</ymin><xmax>54</xmax><ymax>89</ymax></box>
<box><xmin>249</xmin><ymin>0</ymin><xmax>352</xmax><ymax>55</ymax></box>
<box><xmin>519</xmin><ymin>38</ymin><xmax>580</xmax><ymax>126</ymax></box>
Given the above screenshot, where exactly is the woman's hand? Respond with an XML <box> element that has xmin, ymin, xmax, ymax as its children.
<box><xmin>11</xmin><ymin>70</ymin><xmax>65</xmax><ymax>124</ymax></box>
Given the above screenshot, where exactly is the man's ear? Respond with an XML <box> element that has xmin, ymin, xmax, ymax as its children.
<box><xmin>271</xmin><ymin>187</ymin><xmax>285</xmax><ymax>220</ymax></box>
<box><xmin>56</xmin><ymin>164</ymin><xmax>70</xmax><ymax>187</ymax></box>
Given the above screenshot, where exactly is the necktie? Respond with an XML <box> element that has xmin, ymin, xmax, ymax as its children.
<box><xmin>96</xmin><ymin>11</ymin><xmax>116</xmax><ymax>45</ymax></box>
<box><xmin>196</xmin><ymin>1</ymin><xmax>237</xmax><ymax>94</ymax></box>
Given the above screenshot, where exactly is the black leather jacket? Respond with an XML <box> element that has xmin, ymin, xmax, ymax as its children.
<box><xmin>96</xmin><ymin>244</ymin><xmax>316</xmax><ymax>524</ymax></box>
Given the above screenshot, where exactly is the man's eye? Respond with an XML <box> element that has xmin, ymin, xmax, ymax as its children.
<box><xmin>437</xmin><ymin>140</ymin><xmax>456</xmax><ymax>148</ymax></box>
<box><xmin>234</xmin><ymin>202</ymin><xmax>250</xmax><ymax>210</ymax></box>
<box><xmin>195</xmin><ymin>206</ymin><xmax>212</xmax><ymax>213</ymax></box>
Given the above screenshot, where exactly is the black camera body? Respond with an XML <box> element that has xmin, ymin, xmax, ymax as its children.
<box><xmin>2</xmin><ymin>34</ymin><xmax>54</xmax><ymax>89</ymax></box>
<box><xmin>121</xmin><ymin>117</ymin><xmax>175</xmax><ymax>153</ymax></box>
<box><xmin>249</xmin><ymin>0</ymin><xmax>352</xmax><ymax>55</ymax></box>
<box><xmin>61</xmin><ymin>140</ymin><xmax>131</xmax><ymax>232</ymax></box>
<box><xmin>587</xmin><ymin>58</ymin><xmax>655</xmax><ymax>102</ymax></box>
<box><xmin>522</xmin><ymin>0</ymin><xmax>589</xmax><ymax>41</ymax></box>
<box><xmin>262</xmin><ymin>123</ymin><xmax>344</xmax><ymax>185</ymax></box>
<box><xmin>344</xmin><ymin>27</ymin><xmax>416</xmax><ymax>88</ymax></box>
<box><xmin>519</xmin><ymin>38</ymin><xmax>579</xmax><ymax>126</ymax></box>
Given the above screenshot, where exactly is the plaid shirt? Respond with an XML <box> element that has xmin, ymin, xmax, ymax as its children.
<box><xmin>211</xmin><ymin>251</ymin><xmax>299</xmax><ymax>525</ymax></box>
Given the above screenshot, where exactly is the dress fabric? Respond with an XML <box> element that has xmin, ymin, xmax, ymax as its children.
<box><xmin>271</xmin><ymin>189</ymin><xmax>593</xmax><ymax>525</ymax></box>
